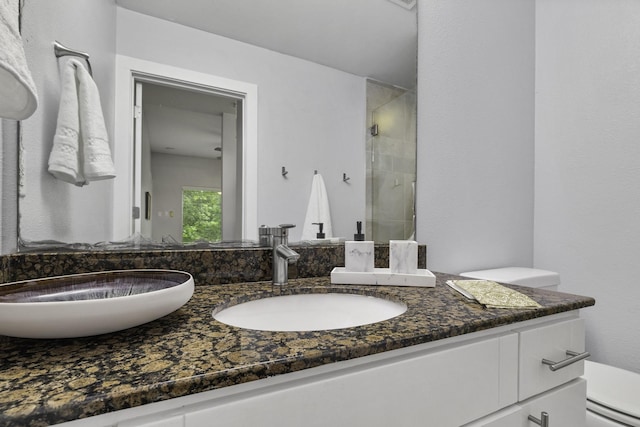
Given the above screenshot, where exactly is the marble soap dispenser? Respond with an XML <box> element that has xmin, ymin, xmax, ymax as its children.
<box><xmin>344</xmin><ymin>221</ymin><xmax>374</xmax><ymax>272</ymax></box>
<box><xmin>390</xmin><ymin>240</ymin><xmax>418</xmax><ymax>274</ymax></box>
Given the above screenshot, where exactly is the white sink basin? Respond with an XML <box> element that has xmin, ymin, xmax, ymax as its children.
<box><xmin>0</xmin><ymin>270</ymin><xmax>194</xmax><ymax>339</ymax></box>
<box><xmin>213</xmin><ymin>293</ymin><xmax>407</xmax><ymax>331</ymax></box>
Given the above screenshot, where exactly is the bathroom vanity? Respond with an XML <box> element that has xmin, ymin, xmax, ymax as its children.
<box><xmin>0</xmin><ymin>273</ymin><xmax>594</xmax><ymax>427</ymax></box>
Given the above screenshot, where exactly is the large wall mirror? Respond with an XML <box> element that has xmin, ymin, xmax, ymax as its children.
<box><xmin>17</xmin><ymin>0</ymin><xmax>417</xmax><ymax>249</ymax></box>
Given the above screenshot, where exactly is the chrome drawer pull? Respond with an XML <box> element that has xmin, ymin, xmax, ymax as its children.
<box><xmin>542</xmin><ymin>350</ymin><xmax>590</xmax><ymax>371</ymax></box>
<box><xmin>528</xmin><ymin>412</ymin><xmax>549</xmax><ymax>427</ymax></box>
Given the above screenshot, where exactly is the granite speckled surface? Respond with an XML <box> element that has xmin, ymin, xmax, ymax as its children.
<box><xmin>0</xmin><ymin>272</ymin><xmax>594</xmax><ymax>427</ymax></box>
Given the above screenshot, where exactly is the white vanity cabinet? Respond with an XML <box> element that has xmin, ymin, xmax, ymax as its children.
<box><xmin>60</xmin><ymin>313</ymin><xmax>588</xmax><ymax>427</ymax></box>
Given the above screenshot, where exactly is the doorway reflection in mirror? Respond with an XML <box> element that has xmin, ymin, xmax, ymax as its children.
<box><xmin>135</xmin><ymin>81</ymin><xmax>241</xmax><ymax>244</ymax></box>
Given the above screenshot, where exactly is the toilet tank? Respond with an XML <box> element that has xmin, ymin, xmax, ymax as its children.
<box><xmin>458</xmin><ymin>267</ymin><xmax>560</xmax><ymax>291</ymax></box>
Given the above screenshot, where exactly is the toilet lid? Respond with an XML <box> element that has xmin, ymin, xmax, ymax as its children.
<box><xmin>583</xmin><ymin>361</ymin><xmax>640</xmax><ymax>424</ymax></box>
<box><xmin>458</xmin><ymin>267</ymin><xmax>560</xmax><ymax>288</ymax></box>
<box><xmin>587</xmin><ymin>401</ymin><xmax>640</xmax><ymax>426</ymax></box>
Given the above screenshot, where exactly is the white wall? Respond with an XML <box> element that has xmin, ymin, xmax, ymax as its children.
<box><xmin>535</xmin><ymin>0</ymin><xmax>640</xmax><ymax>373</ymax></box>
<box><xmin>150</xmin><ymin>153</ymin><xmax>221</xmax><ymax>243</ymax></box>
<box><xmin>116</xmin><ymin>8</ymin><xmax>366</xmax><ymax>242</ymax></box>
<box><xmin>416</xmin><ymin>0</ymin><xmax>535</xmax><ymax>274</ymax></box>
<box><xmin>20</xmin><ymin>0</ymin><xmax>116</xmax><ymax>242</ymax></box>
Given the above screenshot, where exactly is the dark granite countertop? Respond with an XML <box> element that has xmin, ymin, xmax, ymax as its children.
<box><xmin>0</xmin><ymin>273</ymin><xmax>594</xmax><ymax>426</ymax></box>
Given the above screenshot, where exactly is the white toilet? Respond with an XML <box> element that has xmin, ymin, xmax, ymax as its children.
<box><xmin>459</xmin><ymin>267</ymin><xmax>640</xmax><ymax>427</ymax></box>
<box><xmin>582</xmin><ymin>361</ymin><xmax>640</xmax><ymax>426</ymax></box>
<box><xmin>459</xmin><ymin>267</ymin><xmax>560</xmax><ymax>291</ymax></box>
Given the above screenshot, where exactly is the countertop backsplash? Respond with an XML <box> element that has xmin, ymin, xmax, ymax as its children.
<box><xmin>0</xmin><ymin>244</ymin><xmax>427</xmax><ymax>285</ymax></box>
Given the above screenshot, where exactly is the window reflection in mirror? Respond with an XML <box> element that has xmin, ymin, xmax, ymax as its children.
<box><xmin>182</xmin><ymin>188</ymin><xmax>222</xmax><ymax>243</ymax></box>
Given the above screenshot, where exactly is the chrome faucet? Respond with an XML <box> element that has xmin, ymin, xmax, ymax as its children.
<box><xmin>259</xmin><ymin>224</ymin><xmax>300</xmax><ymax>286</ymax></box>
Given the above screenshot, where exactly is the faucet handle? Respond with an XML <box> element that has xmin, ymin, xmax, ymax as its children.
<box><xmin>274</xmin><ymin>223</ymin><xmax>295</xmax><ymax>239</ymax></box>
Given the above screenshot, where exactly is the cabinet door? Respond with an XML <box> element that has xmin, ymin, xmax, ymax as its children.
<box><xmin>185</xmin><ymin>334</ymin><xmax>518</xmax><ymax>427</ymax></box>
<box><xmin>519</xmin><ymin>379</ymin><xmax>586</xmax><ymax>427</ymax></box>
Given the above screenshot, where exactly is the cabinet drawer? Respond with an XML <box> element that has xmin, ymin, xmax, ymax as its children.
<box><xmin>464</xmin><ymin>379</ymin><xmax>587</xmax><ymax>427</ymax></box>
<box><xmin>518</xmin><ymin>318</ymin><xmax>587</xmax><ymax>400</ymax></box>
<box><xmin>519</xmin><ymin>379</ymin><xmax>586</xmax><ymax>426</ymax></box>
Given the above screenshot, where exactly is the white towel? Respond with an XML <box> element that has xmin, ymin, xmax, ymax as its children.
<box><xmin>0</xmin><ymin>0</ymin><xmax>38</xmax><ymax>120</ymax></box>
<box><xmin>48</xmin><ymin>57</ymin><xmax>82</xmax><ymax>185</ymax></box>
<box><xmin>301</xmin><ymin>173</ymin><xmax>333</xmax><ymax>240</ymax></box>
<box><xmin>75</xmin><ymin>60</ymin><xmax>115</xmax><ymax>181</ymax></box>
<box><xmin>48</xmin><ymin>58</ymin><xmax>115</xmax><ymax>185</ymax></box>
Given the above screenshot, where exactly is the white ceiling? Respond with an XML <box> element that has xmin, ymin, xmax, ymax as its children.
<box><xmin>116</xmin><ymin>0</ymin><xmax>418</xmax><ymax>89</ymax></box>
<box><xmin>141</xmin><ymin>82</ymin><xmax>237</xmax><ymax>159</ymax></box>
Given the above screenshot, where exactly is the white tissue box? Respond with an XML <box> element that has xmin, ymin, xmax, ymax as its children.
<box><xmin>389</xmin><ymin>240</ymin><xmax>418</xmax><ymax>274</ymax></box>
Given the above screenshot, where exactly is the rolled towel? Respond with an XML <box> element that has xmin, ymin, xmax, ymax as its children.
<box><xmin>48</xmin><ymin>57</ymin><xmax>83</xmax><ymax>185</ymax></box>
<box><xmin>75</xmin><ymin>59</ymin><xmax>115</xmax><ymax>181</ymax></box>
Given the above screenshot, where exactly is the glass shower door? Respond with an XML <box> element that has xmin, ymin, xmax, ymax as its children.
<box><xmin>366</xmin><ymin>84</ymin><xmax>416</xmax><ymax>242</ymax></box>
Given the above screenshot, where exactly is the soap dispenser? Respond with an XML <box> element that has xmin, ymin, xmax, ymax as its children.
<box><xmin>353</xmin><ymin>221</ymin><xmax>365</xmax><ymax>241</ymax></box>
<box><xmin>344</xmin><ymin>221</ymin><xmax>374</xmax><ymax>272</ymax></box>
<box><xmin>312</xmin><ymin>222</ymin><xmax>325</xmax><ymax>239</ymax></box>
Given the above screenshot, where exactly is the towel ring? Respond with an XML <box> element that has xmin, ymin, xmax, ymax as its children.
<box><xmin>54</xmin><ymin>41</ymin><xmax>93</xmax><ymax>76</ymax></box>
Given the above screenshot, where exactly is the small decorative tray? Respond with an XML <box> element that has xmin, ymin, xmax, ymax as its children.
<box><xmin>330</xmin><ymin>267</ymin><xmax>436</xmax><ymax>287</ymax></box>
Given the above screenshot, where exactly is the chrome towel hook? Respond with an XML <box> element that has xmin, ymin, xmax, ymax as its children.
<box><xmin>53</xmin><ymin>40</ymin><xmax>93</xmax><ymax>76</ymax></box>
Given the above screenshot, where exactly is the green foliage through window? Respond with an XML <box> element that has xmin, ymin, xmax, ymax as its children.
<box><xmin>182</xmin><ymin>189</ymin><xmax>222</xmax><ymax>242</ymax></box>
